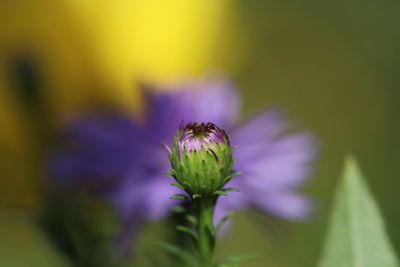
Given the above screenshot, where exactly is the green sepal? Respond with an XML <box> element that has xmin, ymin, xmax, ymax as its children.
<box><xmin>223</xmin><ymin>172</ymin><xmax>241</xmax><ymax>184</ymax></box>
<box><xmin>192</xmin><ymin>194</ymin><xmax>202</xmax><ymax>199</ymax></box>
<box><xmin>182</xmin><ymin>181</ymin><xmax>193</xmax><ymax>192</ymax></box>
<box><xmin>227</xmin><ymin>159</ymin><xmax>237</xmax><ymax>171</ymax></box>
<box><xmin>170</xmin><ymin>194</ymin><xmax>188</xmax><ymax>200</ymax></box>
<box><xmin>166</xmin><ymin>170</ymin><xmax>177</xmax><ymax>179</ymax></box>
<box><xmin>223</xmin><ymin>188</ymin><xmax>240</xmax><ymax>192</ymax></box>
<box><xmin>171</xmin><ymin>183</ymin><xmax>185</xmax><ymax>190</ymax></box>
<box><xmin>213</xmin><ymin>190</ymin><xmax>228</xmax><ymax>196</ymax></box>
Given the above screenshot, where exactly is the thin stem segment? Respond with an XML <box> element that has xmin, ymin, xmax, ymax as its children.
<box><xmin>193</xmin><ymin>197</ymin><xmax>217</xmax><ymax>267</ymax></box>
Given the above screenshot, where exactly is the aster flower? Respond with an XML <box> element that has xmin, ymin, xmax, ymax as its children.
<box><xmin>49</xmin><ymin>79</ymin><xmax>317</xmax><ymax>255</ymax></box>
<box><xmin>142</xmin><ymin>80</ymin><xmax>317</xmax><ymax>222</ymax></box>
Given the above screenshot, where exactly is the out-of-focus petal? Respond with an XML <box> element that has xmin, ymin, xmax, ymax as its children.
<box><xmin>144</xmin><ymin>79</ymin><xmax>240</xmax><ymax>143</ymax></box>
<box><xmin>143</xmin><ymin>176</ymin><xmax>181</xmax><ymax>220</ymax></box>
<box><xmin>183</xmin><ymin>80</ymin><xmax>241</xmax><ymax>128</ymax></box>
<box><xmin>49</xmin><ymin>113</ymin><xmax>145</xmax><ymax>185</ymax></box>
<box><xmin>217</xmin><ymin>109</ymin><xmax>317</xmax><ymax>220</ymax></box>
<box><xmin>109</xmin><ymin>174</ymin><xmax>180</xmax><ymax>222</ymax></box>
<box><xmin>231</xmin><ymin>110</ymin><xmax>288</xmax><ymax>143</ymax></box>
<box><xmin>144</xmin><ymin>87</ymin><xmax>188</xmax><ymax>142</ymax></box>
<box><xmin>252</xmin><ymin>192</ymin><xmax>312</xmax><ymax>220</ymax></box>
<box><xmin>238</xmin><ymin>134</ymin><xmax>316</xmax><ymax>191</ymax></box>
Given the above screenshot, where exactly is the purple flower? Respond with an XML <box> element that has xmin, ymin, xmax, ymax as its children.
<box><xmin>217</xmin><ymin>110</ymin><xmax>316</xmax><ymax>222</ymax></box>
<box><xmin>142</xmin><ymin>80</ymin><xmax>317</xmax><ymax>221</ymax></box>
<box><xmin>49</xmin><ymin>79</ymin><xmax>317</xmax><ymax>254</ymax></box>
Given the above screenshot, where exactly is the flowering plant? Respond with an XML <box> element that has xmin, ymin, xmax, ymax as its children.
<box><xmin>162</xmin><ymin>122</ymin><xmax>239</xmax><ymax>266</ymax></box>
<box><xmin>47</xmin><ymin>80</ymin><xmax>318</xmax><ymax>266</ymax></box>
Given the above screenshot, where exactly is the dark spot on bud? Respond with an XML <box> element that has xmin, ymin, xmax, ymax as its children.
<box><xmin>208</xmin><ymin>148</ymin><xmax>219</xmax><ymax>162</ymax></box>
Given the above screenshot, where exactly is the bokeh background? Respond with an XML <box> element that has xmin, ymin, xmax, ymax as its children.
<box><xmin>1</xmin><ymin>0</ymin><xmax>400</xmax><ymax>266</ymax></box>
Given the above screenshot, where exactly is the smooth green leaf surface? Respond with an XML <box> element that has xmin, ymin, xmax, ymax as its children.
<box><xmin>318</xmin><ymin>156</ymin><xmax>399</xmax><ymax>267</ymax></box>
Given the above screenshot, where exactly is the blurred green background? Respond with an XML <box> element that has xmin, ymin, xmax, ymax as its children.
<box><xmin>1</xmin><ymin>0</ymin><xmax>400</xmax><ymax>266</ymax></box>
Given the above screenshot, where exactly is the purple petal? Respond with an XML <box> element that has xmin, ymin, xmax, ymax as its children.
<box><xmin>252</xmin><ymin>192</ymin><xmax>312</xmax><ymax>220</ymax></box>
<box><xmin>238</xmin><ymin>134</ymin><xmax>316</xmax><ymax>191</ymax></box>
<box><xmin>108</xmin><ymin>169</ymin><xmax>180</xmax><ymax>221</ymax></box>
<box><xmin>219</xmin><ymin>109</ymin><xmax>318</xmax><ymax>220</ymax></box>
<box><xmin>181</xmin><ymin>80</ymin><xmax>241</xmax><ymax>128</ymax></box>
<box><xmin>49</xmin><ymin>113</ymin><xmax>147</xmax><ymax>186</ymax></box>
<box><xmin>231</xmin><ymin>110</ymin><xmax>288</xmax><ymax>143</ymax></box>
<box><xmin>142</xmin><ymin>175</ymin><xmax>181</xmax><ymax>220</ymax></box>
<box><xmin>144</xmin><ymin>79</ymin><xmax>240</xmax><ymax>143</ymax></box>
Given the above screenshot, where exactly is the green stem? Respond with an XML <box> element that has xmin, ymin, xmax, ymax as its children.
<box><xmin>193</xmin><ymin>197</ymin><xmax>217</xmax><ymax>267</ymax></box>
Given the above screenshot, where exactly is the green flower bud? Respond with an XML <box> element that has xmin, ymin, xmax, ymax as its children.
<box><xmin>167</xmin><ymin>122</ymin><xmax>237</xmax><ymax>198</ymax></box>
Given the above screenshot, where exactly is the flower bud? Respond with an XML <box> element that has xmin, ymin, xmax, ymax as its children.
<box><xmin>168</xmin><ymin>122</ymin><xmax>237</xmax><ymax>197</ymax></box>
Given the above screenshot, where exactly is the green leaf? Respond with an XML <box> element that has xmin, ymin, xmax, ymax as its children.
<box><xmin>157</xmin><ymin>242</ymin><xmax>198</xmax><ymax>267</ymax></box>
<box><xmin>176</xmin><ymin>225</ymin><xmax>198</xmax><ymax>241</ymax></box>
<box><xmin>318</xmin><ymin>156</ymin><xmax>399</xmax><ymax>267</ymax></box>
<box><xmin>213</xmin><ymin>190</ymin><xmax>228</xmax><ymax>196</ymax></box>
<box><xmin>216</xmin><ymin>211</ymin><xmax>237</xmax><ymax>233</ymax></box>
<box><xmin>173</xmin><ymin>206</ymin><xmax>187</xmax><ymax>213</ymax></box>
<box><xmin>185</xmin><ymin>214</ymin><xmax>198</xmax><ymax>226</ymax></box>
<box><xmin>170</xmin><ymin>194</ymin><xmax>188</xmax><ymax>200</ymax></box>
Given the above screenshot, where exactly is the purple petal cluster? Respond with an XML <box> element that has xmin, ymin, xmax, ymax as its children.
<box><xmin>177</xmin><ymin>122</ymin><xmax>229</xmax><ymax>154</ymax></box>
<box><xmin>49</xmin><ymin>79</ymin><xmax>317</xmax><ymax>252</ymax></box>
